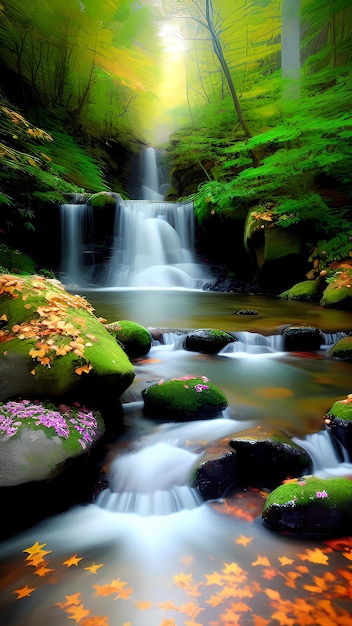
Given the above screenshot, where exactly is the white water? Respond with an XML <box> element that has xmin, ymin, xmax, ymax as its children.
<box><xmin>60</xmin><ymin>203</ymin><xmax>94</xmax><ymax>286</ymax></box>
<box><xmin>108</xmin><ymin>198</ymin><xmax>215</xmax><ymax>288</ymax></box>
<box><xmin>142</xmin><ymin>146</ymin><xmax>164</xmax><ymax>200</ymax></box>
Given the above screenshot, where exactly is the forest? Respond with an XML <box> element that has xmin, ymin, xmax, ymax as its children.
<box><xmin>0</xmin><ymin>0</ymin><xmax>351</xmax><ymax>291</ymax></box>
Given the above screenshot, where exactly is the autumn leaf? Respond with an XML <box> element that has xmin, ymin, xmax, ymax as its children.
<box><xmin>63</xmin><ymin>553</ymin><xmax>83</xmax><ymax>567</ymax></box>
<box><xmin>297</xmin><ymin>548</ymin><xmax>329</xmax><ymax>565</ymax></box>
<box><xmin>236</xmin><ymin>535</ymin><xmax>253</xmax><ymax>547</ymax></box>
<box><xmin>173</xmin><ymin>572</ymin><xmax>194</xmax><ymax>588</ymax></box>
<box><xmin>56</xmin><ymin>593</ymin><xmax>82</xmax><ymax>608</ymax></box>
<box><xmin>252</xmin><ymin>555</ymin><xmax>271</xmax><ymax>567</ymax></box>
<box><xmin>93</xmin><ymin>578</ymin><xmax>132</xmax><ymax>599</ymax></box>
<box><xmin>13</xmin><ymin>584</ymin><xmax>36</xmax><ymax>599</ymax></box>
<box><xmin>23</xmin><ymin>541</ymin><xmax>50</xmax><ymax>559</ymax></box>
<box><xmin>34</xmin><ymin>562</ymin><xmax>54</xmax><ymax>577</ymax></box>
<box><xmin>83</xmin><ymin>563</ymin><xmax>104</xmax><ymax>574</ymax></box>
<box><xmin>278</xmin><ymin>556</ymin><xmax>294</xmax><ymax>566</ymax></box>
<box><xmin>205</xmin><ymin>571</ymin><xmax>224</xmax><ymax>586</ymax></box>
<box><xmin>64</xmin><ymin>603</ymin><xmax>91</xmax><ymax>623</ymax></box>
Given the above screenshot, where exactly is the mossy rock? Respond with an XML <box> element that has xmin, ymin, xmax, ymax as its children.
<box><xmin>0</xmin><ymin>399</ymin><xmax>105</xmax><ymax>486</ymax></box>
<box><xmin>184</xmin><ymin>329</ymin><xmax>236</xmax><ymax>354</ymax></box>
<box><xmin>88</xmin><ymin>192</ymin><xmax>117</xmax><ymax>208</ymax></box>
<box><xmin>320</xmin><ymin>270</ymin><xmax>352</xmax><ymax>309</ymax></box>
<box><xmin>328</xmin><ymin>337</ymin><xmax>352</xmax><ymax>362</ymax></box>
<box><xmin>280</xmin><ymin>279</ymin><xmax>321</xmax><ymax>302</ymax></box>
<box><xmin>105</xmin><ymin>320</ymin><xmax>152</xmax><ymax>358</ymax></box>
<box><xmin>262</xmin><ymin>475</ymin><xmax>352</xmax><ymax>535</ymax></box>
<box><xmin>0</xmin><ymin>274</ymin><xmax>134</xmax><ymax>405</ymax></box>
<box><xmin>229</xmin><ymin>426</ymin><xmax>312</xmax><ymax>489</ymax></box>
<box><xmin>324</xmin><ymin>395</ymin><xmax>352</xmax><ymax>459</ymax></box>
<box><xmin>142</xmin><ymin>376</ymin><xmax>228</xmax><ymax>421</ymax></box>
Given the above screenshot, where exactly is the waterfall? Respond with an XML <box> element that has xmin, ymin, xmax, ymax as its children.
<box><xmin>142</xmin><ymin>147</ymin><xmax>164</xmax><ymax>200</ymax></box>
<box><xmin>60</xmin><ymin>203</ymin><xmax>94</xmax><ymax>286</ymax></box>
<box><xmin>108</xmin><ymin>198</ymin><xmax>215</xmax><ymax>289</ymax></box>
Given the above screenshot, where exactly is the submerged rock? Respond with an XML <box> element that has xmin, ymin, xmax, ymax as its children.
<box><xmin>191</xmin><ymin>442</ymin><xmax>238</xmax><ymax>500</ymax></box>
<box><xmin>0</xmin><ymin>274</ymin><xmax>134</xmax><ymax>405</ymax></box>
<box><xmin>262</xmin><ymin>475</ymin><xmax>352</xmax><ymax>535</ymax></box>
<box><xmin>105</xmin><ymin>320</ymin><xmax>152</xmax><ymax>358</ymax></box>
<box><xmin>184</xmin><ymin>328</ymin><xmax>236</xmax><ymax>354</ymax></box>
<box><xmin>0</xmin><ymin>399</ymin><xmax>105</xmax><ymax>485</ymax></box>
<box><xmin>324</xmin><ymin>395</ymin><xmax>352</xmax><ymax>460</ymax></box>
<box><xmin>142</xmin><ymin>375</ymin><xmax>228</xmax><ymax>420</ymax></box>
<box><xmin>281</xmin><ymin>325</ymin><xmax>324</xmax><ymax>351</ymax></box>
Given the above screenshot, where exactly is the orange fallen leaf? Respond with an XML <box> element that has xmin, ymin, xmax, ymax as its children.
<box><xmin>297</xmin><ymin>548</ymin><xmax>329</xmax><ymax>565</ymax></box>
<box><xmin>236</xmin><ymin>535</ymin><xmax>253</xmax><ymax>547</ymax></box>
<box><xmin>63</xmin><ymin>553</ymin><xmax>83</xmax><ymax>567</ymax></box>
<box><xmin>135</xmin><ymin>601</ymin><xmax>153</xmax><ymax>610</ymax></box>
<box><xmin>252</xmin><ymin>555</ymin><xmax>271</xmax><ymax>567</ymax></box>
<box><xmin>13</xmin><ymin>584</ymin><xmax>36</xmax><ymax>599</ymax></box>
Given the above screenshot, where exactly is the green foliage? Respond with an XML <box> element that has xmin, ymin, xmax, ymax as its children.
<box><xmin>0</xmin><ymin>243</ymin><xmax>36</xmax><ymax>274</ymax></box>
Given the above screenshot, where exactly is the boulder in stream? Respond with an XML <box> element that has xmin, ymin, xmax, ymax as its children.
<box><xmin>142</xmin><ymin>375</ymin><xmax>228</xmax><ymax>420</ymax></box>
<box><xmin>0</xmin><ymin>399</ymin><xmax>105</xmax><ymax>485</ymax></box>
<box><xmin>105</xmin><ymin>320</ymin><xmax>152</xmax><ymax>358</ymax></box>
<box><xmin>262</xmin><ymin>475</ymin><xmax>352</xmax><ymax>535</ymax></box>
<box><xmin>324</xmin><ymin>395</ymin><xmax>352</xmax><ymax>460</ymax></box>
<box><xmin>328</xmin><ymin>336</ymin><xmax>352</xmax><ymax>362</ymax></box>
<box><xmin>0</xmin><ymin>274</ymin><xmax>135</xmax><ymax>405</ymax></box>
<box><xmin>184</xmin><ymin>328</ymin><xmax>236</xmax><ymax>354</ymax></box>
<box><xmin>281</xmin><ymin>325</ymin><xmax>324</xmax><ymax>351</ymax></box>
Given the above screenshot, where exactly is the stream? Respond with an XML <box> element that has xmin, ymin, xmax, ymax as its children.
<box><xmin>0</xmin><ymin>289</ymin><xmax>352</xmax><ymax>625</ymax></box>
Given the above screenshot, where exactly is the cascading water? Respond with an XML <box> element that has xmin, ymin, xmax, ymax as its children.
<box><xmin>60</xmin><ymin>203</ymin><xmax>94</xmax><ymax>286</ymax></box>
<box><xmin>142</xmin><ymin>146</ymin><xmax>164</xmax><ymax>200</ymax></box>
<box><xmin>108</xmin><ymin>197</ymin><xmax>215</xmax><ymax>288</ymax></box>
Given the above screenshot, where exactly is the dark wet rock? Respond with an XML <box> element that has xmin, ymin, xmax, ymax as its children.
<box><xmin>328</xmin><ymin>336</ymin><xmax>352</xmax><ymax>362</ymax></box>
<box><xmin>142</xmin><ymin>376</ymin><xmax>228</xmax><ymax>421</ymax></box>
<box><xmin>191</xmin><ymin>443</ymin><xmax>238</xmax><ymax>500</ymax></box>
<box><xmin>262</xmin><ymin>475</ymin><xmax>352</xmax><ymax>536</ymax></box>
<box><xmin>229</xmin><ymin>426</ymin><xmax>312</xmax><ymax>489</ymax></box>
<box><xmin>184</xmin><ymin>328</ymin><xmax>236</xmax><ymax>354</ymax></box>
<box><xmin>105</xmin><ymin>320</ymin><xmax>152</xmax><ymax>358</ymax></box>
<box><xmin>233</xmin><ymin>309</ymin><xmax>258</xmax><ymax>316</ymax></box>
<box><xmin>324</xmin><ymin>396</ymin><xmax>352</xmax><ymax>460</ymax></box>
<box><xmin>281</xmin><ymin>325</ymin><xmax>324</xmax><ymax>351</ymax></box>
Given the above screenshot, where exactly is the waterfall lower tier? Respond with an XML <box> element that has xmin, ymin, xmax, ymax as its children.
<box><xmin>108</xmin><ymin>199</ymin><xmax>215</xmax><ymax>289</ymax></box>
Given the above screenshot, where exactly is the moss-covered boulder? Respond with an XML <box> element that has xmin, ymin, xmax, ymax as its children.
<box><xmin>184</xmin><ymin>329</ymin><xmax>236</xmax><ymax>354</ymax></box>
<box><xmin>324</xmin><ymin>395</ymin><xmax>352</xmax><ymax>460</ymax></box>
<box><xmin>320</xmin><ymin>268</ymin><xmax>352</xmax><ymax>309</ymax></box>
<box><xmin>229</xmin><ymin>426</ymin><xmax>312</xmax><ymax>489</ymax></box>
<box><xmin>262</xmin><ymin>475</ymin><xmax>352</xmax><ymax>535</ymax></box>
<box><xmin>280</xmin><ymin>278</ymin><xmax>321</xmax><ymax>302</ymax></box>
<box><xmin>105</xmin><ymin>320</ymin><xmax>152</xmax><ymax>358</ymax></box>
<box><xmin>281</xmin><ymin>325</ymin><xmax>325</xmax><ymax>352</ymax></box>
<box><xmin>0</xmin><ymin>274</ymin><xmax>134</xmax><ymax>405</ymax></box>
<box><xmin>328</xmin><ymin>336</ymin><xmax>352</xmax><ymax>362</ymax></box>
<box><xmin>142</xmin><ymin>376</ymin><xmax>228</xmax><ymax>421</ymax></box>
<box><xmin>0</xmin><ymin>399</ymin><xmax>104</xmax><ymax>485</ymax></box>
<box><xmin>0</xmin><ymin>244</ymin><xmax>36</xmax><ymax>274</ymax></box>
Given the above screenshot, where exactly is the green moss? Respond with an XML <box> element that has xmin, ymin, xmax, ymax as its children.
<box><xmin>143</xmin><ymin>376</ymin><xmax>228</xmax><ymax>419</ymax></box>
<box><xmin>263</xmin><ymin>476</ymin><xmax>352</xmax><ymax>512</ymax></box>
<box><xmin>325</xmin><ymin>396</ymin><xmax>352</xmax><ymax>421</ymax></box>
<box><xmin>264</xmin><ymin>227</ymin><xmax>302</xmax><ymax>260</ymax></box>
<box><xmin>328</xmin><ymin>337</ymin><xmax>352</xmax><ymax>360</ymax></box>
<box><xmin>88</xmin><ymin>192</ymin><xmax>116</xmax><ymax>208</ymax></box>
<box><xmin>280</xmin><ymin>279</ymin><xmax>321</xmax><ymax>301</ymax></box>
<box><xmin>320</xmin><ymin>283</ymin><xmax>352</xmax><ymax>308</ymax></box>
<box><xmin>105</xmin><ymin>320</ymin><xmax>152</xmax><ymax>357</ymax></box>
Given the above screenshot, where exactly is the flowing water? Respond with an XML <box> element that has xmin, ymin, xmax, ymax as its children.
<box><xmin>1</xmin><ymin>289</ymin><xmax>352</xmax><ymax>625</ymax></box>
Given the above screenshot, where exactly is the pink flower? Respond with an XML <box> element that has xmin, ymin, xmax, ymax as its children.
<box><xmin>316</xmin><ymin>490</ymin><xmax>328</xmax><ymax>499</ymax></box>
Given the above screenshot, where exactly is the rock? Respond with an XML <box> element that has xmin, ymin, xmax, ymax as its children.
<box><xmin>320</xmin><ymin>268</ymin><xmax>352</xmax><ymax>309</ymax></box>
<box><xmin>0</xmin><ymin>274</ymin><xmax>134</xmax><ymax>405</ymax></box>
<box><xmin>324</xmin><ymin>395</ymin><xmax>352</xmax><ymax>460</ymax></box>
<box><xmin>142</xmin><ymin>375</ymin><xmax>228</xmax><ymax>421</ymax></box>
<box><xmin>105</xmin><ymin>320</ymin><xmax>152</xmax><ymax>358</ymax></box>
<box><xmin>280</xmin><ymin>278</ymin><xmax>321</xmax><ymax>302</ymax></box>
<box><xmin>0</xmin><ymin>399</ymin><xmax>105</xmax><ymax>485</ymax></box>
<box><xmin>262</xmin><ymin>475</ymin><xmax>352</xmax><ymax>535</ymax></box>
<box><xmin>191</xmin><ymin>444</ymin><xmax>237</xmax><ymax>500</ymax></box>
<box><xmin>234</xmin><ymin>309</ymin><xmax>258</xmax><ymax>315</ymax></box>
<box><xmin>229</xmin><ymin>426</ymin><xmax>312</xmax><ymax>489</ymax></box>
<box><xmin>184</xmin><ymin>328</ymin><xmax>236</xmax><ymax>354</ymax></box>
<box><xmin>281</xmin><ymin>325</ymin><xmax>324</xmax><ymax>351</ymax></box>
<box><xmin>328</xmin><ymin>336</ymin><xmax>352</xmax><ymax>361</ymax></box>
